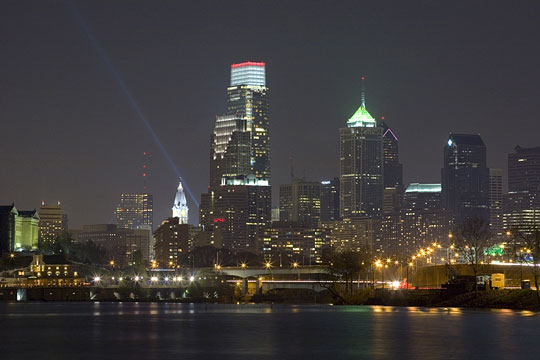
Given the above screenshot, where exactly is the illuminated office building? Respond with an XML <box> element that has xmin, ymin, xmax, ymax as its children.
<box><xmin>39</xmin><ymin>202</ymin><xmax>66</xmax><ymax>244</ymax></box>
<box><xmin>201</xmin><ymin>62</ymin><xmax>271</xmax><ymax>252</ymax></box>
<box><xmin>339</xmin><ymin>81</ymin><xmax>383</xmax><ymax>218</ymax></box>
<box><xmin>441</xmin><ymin>134</ymin><xmax>490</xmax><ymax>224</ymax></box>
<box><xmin>279</xmin><ymin>178</ymin><xmax>321</xmax><ymax>228</ymax></box>
<box><xmin>116</xmin><ymin>193</ymin><xmax>153</xmax><ymax>231</ymax></box>
<box><xmin>320</xmin><ymin>178</ymin><xmax>340</xmax><ymax>222</ymax></box>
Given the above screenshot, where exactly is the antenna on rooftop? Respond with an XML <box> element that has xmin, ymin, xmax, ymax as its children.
<box><xmin>361</xmin><ymin>76</ymin><xmax>366</xmax><ymax>108</ymax></box>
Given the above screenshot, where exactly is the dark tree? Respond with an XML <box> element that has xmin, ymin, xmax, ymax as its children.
<box><xmin>453</xmin><ymin>217</ymin><xmax>492</xmax><ymax>296</ymax></box>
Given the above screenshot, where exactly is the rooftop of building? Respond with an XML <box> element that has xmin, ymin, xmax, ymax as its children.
<box><xmin>347</xmin><ymin>105</ymin><xmax>376</xmax><ymax>128</ymax></box>
<box><xmin>447</xmin><ymin>133</ymin><xmax>485</xmax><ymax>147</ymax></box>
<box><xmin>405</xmin><ymin>183</ymin><xmax>442</xmax><ymax>193</ymax></box>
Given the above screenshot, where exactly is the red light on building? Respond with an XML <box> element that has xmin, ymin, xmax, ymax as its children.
<box><xmin>213</xmin><ymin>218</ymin><xmax>225</xmax><ymax>223</ymax></box>
<box><xmin>231</xmin><ymin>61</ymin><xmax>266</xmax><ymax>68</ymax></box>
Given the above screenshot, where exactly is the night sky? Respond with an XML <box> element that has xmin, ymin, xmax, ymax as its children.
<box><xmin>2</xmin><ymin>1</ymin><xmax>540</xmax><ymax>228</ymax></box>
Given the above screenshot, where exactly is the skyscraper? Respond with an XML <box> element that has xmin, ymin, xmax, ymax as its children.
<box><xmin>200</xmin><ymin>62</ymin><xmax>271</xmax><ymax>253</ymax></box>
<box><xmin>279</xmin><ymin>178</ymin><xmax>321</xmax><ymax>228</ymax></box>
<box><xmin>226</xmin><ymin>61</ymin><xmax>270</xmax><ymax>183</ymax></box>
<box><xmin>489</xmin><ymin>168</ymin><xmax>504</xmax><ymax>237</ymax></box>
<box><xmin>381</xmin><ymin>122</ymin><xmax>403</xmax><ymax>188</ymax></box>
<box><xmin>39</xmin><ymin>201</ymin><xmax>66</xmax><ymax>243</ymax></box>
<box><xmin>339</xmin><ymin>80</ymin><xmax>383</xmax><ymax>219</ymax></box>
<box><xmin>504</xmin><ymin>145</ymin><xmax>540</xmax><ymax>232</ymax></box>
<box><xmin>508</xmin><ymin>145</ymin><xmax>540</xmax><ymax>207</ymax></box>
<box><xmin>116</xmin><ymin>193</ymin><xmax>153</xmax><ymax>231</ymax></box>
<box><xmin>441</xmin><ymin>134</ymin><xmax>490</xmax><ymax>224</ymax></box>
<box><xmin>172</xmin><ymin>181</ymin><xmax>189</xmax><ymax>224</ymax></box>
<box><xmin>320</xmin><ymin>178</ymin><xmax>340</xmax><ymax>222</ymax></box>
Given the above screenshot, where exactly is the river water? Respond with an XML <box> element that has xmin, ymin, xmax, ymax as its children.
<box><xmin>0</xmin><ymin>302</ymin><xmax>538</xmax><ymax>359</ymax></box>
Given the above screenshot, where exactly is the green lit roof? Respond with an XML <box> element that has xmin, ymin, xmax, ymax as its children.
<box><xmin>347</xmin><ymin>105</ymin><xmax>376</xmax><ymax>128</ymax></box>
<box><xmin>405</xmin><ymin>183</ymin><xmax>442</xmax><ymax>193</ymax></box>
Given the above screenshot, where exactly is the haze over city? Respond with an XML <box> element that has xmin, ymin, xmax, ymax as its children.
<box><xmin>3</xmin><ymin>1</ymin><xmax>540</xmax><ymax>227</ymax></box>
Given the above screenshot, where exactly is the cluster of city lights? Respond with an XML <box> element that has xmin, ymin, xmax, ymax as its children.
<box><xmin>92</xmin><ymin>275</ymin><xmax>196</xmax><ymax>283</ymax></box>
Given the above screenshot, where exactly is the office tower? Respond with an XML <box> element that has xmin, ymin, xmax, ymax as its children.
<box><xmin>200</xmin><ymin>62</ymin><xmax>271</xmax><ymax>252</ymax></box>
<box><xmin>381</xmin><ymin>121</ymin><xmax>403</xmax><ymax>187</ymax></box>
<box><xmin>508</xmin><ymin>145</ymin><xmax>540</xmax><ymax>206</ymax></box>
<box><xmin>441</xmin><ymin>134</ymin><xmax>490</xmax><ymax>224</ymax></box>
<box><xmin>339</xmin><ymin>81</ymin><xmax>383</xmax><ymax>218</ymax></box>
<box><xmin>154</xmin><ymin>217</ymin><xmax>192</xmax><ymax>268</ymax></box>
<box><xmin>489</xmin><ymin>168</ymin><xmax>504</xmax><ymax>237</ymax></box>
<box><xmin>321</xmin><ymin>218</ymin><xmax>380</xmax><ymax>253</ymax></box>
<box><xmin>200</xmin><ymin>175</ymin><xmax>271</xmax><ymax>252</ymax></box>
<box><xmin>0</xmin><ymin>204</ymin><xmax>39</xmax><ymax>253</ymax></box>
<box><xmin>504</xmin><ymin>145</ymin><xmax>540</xmax><ymax>233</ymax></box>
<box><xmin>262</xmin><ymin>222</ymin><xmax>324</xmax><ymax>265</ymax></box>
<box><xmin>403</xmin><ymin>183</ymin><xmax>443</xmax><ymax>212</ymax></box>
<box><xmin>227</xmin><ymin>62</ymin><xmax>270</xmax><ymax>182</ymax></box>
<box><xmin>38</xmin><ymin>202</ymin><xmax>66</xmax><ymax>243</ymax></box>
<box><xmin>116</xmin><ymin>193</ymin><xmax>153</xmax><ymax>231</ymax></box>
<box><xmin>320</xmin><ymin>178</ymin><xmax>340</xmax><ymax>222</ymax></box>
<box><xmin>172</xmin><ymin>181</ymin><xmax>189</xmax><ymax>224</ymax></box>
<box><xmin>380</xmin><ymin>183</ymin><xmax>452</xmax><ymax>258</ymax></box>
<box><xmin>279</xmin><ymin>178</ymin><xmax>321</xmax><ymax>228</ymax></box>
<box><xmin>381</xmin><ymin>122</ymin><xmax>404</xmax><ymax>213</ymax></box>
<box><xmin>209</xmin><ymin>115</ymin><xmax>251</xmax><ymax>188</ymax></box>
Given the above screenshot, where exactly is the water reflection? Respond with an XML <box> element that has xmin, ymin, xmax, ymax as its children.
<box><xmin>0</xmin><ymin>303</ymin><xmax>538</xmax><ymax>360</ymax></box>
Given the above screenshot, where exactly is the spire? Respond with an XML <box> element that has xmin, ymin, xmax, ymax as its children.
<box><xmin>346</xmin><ymin>75</ymin><xmax>376</xmax><ymax>128</ymax></box>
<box><xmin>361</xmin><ymin>76</ymin><xmax>366</xmax><ymax>108</ymax></box>
<box><xmin>172</xmin><ymin>180</ymin><xmax>189</xmax><ymax>224</ymax></box>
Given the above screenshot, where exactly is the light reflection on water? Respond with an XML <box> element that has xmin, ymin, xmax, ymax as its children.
<box><xmin>0</xmin><ymin>302</ymin><xmax>539</xmax><ymax>360</ymax></box>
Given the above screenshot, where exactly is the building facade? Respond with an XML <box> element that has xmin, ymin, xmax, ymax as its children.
<box><xmin>38</xmin><ymin>202</ymin><xmax>66</xmax><ymax>244</ymax></box>
<box><xmin>339</xmin><ymin>102</ymin><xmax>383</xmax><ymax>219</ymax></box>
<box><xmin>116</xmin><ymin>193</ymin><xmax>153</xmax><ymax>231</ymax></box>
<box><xmin>279</xmin><ymin>178</ymin><xmax>321</xmax><ymax>228</ymax></box>
<box><xmin>320</xmin><ymin>178</ymin><xmax>340</xmax><ymax>222</ymax></box>
<box><xmin>489</xmin><ymin>168</ymin><xmax>504</xmax><ymax>237</ymax></box>
<box><xmin>172</xmin><ymin>181</ymin><xmax>189</xmax><ymax>224</ymax></box>
<box><xmin>441</xmin><ymin>134</ymin><xmax>490</xmax><ymax>224</ymax></box>
<box><xmin>0</xmin><ymin>205</ymin><xmax>39</xmax><ymax>253</ymax></box>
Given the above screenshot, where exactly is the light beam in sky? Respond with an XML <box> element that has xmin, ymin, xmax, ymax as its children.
<box><xmin>67</xmin><ymin>1</ymin><xmax>199</xmax><ymax>207</ymax></box>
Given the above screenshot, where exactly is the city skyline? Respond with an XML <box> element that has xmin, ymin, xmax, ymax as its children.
<box><xmin>2</xmin><ymin>1</ymin><xmax>540</xmax><ymax>227</ymax></box>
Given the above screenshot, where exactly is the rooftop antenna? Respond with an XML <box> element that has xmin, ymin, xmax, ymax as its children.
<box><xmin>142</xmin><ymin>151</ymin><xmax>148</xmax><ymax>192</ymax></box>
<box><xmin>361</xmin><ymin>76</ymin><xmax>366</xmax><ymax>108</ymax></box>
<box><xmin>289</xmin><ymin>153</ymin><xmax>295</xmax><ymax>180</ymax></box>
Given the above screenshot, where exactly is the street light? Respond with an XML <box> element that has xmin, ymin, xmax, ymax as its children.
<box><xmin>292</xmin><ymin>262</ymin><xmax>299</xmax><ymax>280</ymax></box>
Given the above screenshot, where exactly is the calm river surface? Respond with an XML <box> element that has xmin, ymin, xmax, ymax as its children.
<box><xmin>0</xmin><ymin>302</ymin><xmax>539</xmax><ymax>360</ymax></box>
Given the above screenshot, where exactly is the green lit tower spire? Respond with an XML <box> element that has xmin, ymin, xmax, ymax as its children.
<box><xmin>347</xmin><ymin>76</ymin><xmax>377</xmax><ymax>128</ymax></box>
<box><xmin>339</xmin><ymin>76</ymin><xmax>384</xmax><ymax>218</ymax></box>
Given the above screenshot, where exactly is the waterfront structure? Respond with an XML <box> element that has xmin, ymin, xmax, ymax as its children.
<box><xmin>115</xmin><ymin>193</ymin><xmax>153</xmax><ymax>231</ymax></box>
<box><xmin>154</xmin><ymin>217</ymin><xmax>192</xmax><ymax>268</ymax></box>
<box><xmin>200</xmin><ymin>175</ymin><xmax>271</xmax><ymax>252</ymax></box>
<box><xmin>38</xmin><ymin>202</ymin><xmax>66</xmax><ymax>244</ymax></box>
<box><xmin>320</xmin><ymin>178</ymin><xmax>340</xmax><ymax>222</ymax></box>
<box><xmin>172</xmin><ymin>181</ymin><xmax>189</xmax><ymax>224</ymax></box>
<box><xmin>0</xmin><ymin>204</ymin><xmax>39</xmax><ymax>253</ymax></box>
<box><xmin>441</xmin><ymin>134</ymin><xmax>490</xmax><ymax>224</ymax></box>
<box><xmin>339</xmin><ymin>83</ymin><xmax>383</xmax><ymax>219</ymax></box>
<box><xmin>279</xmin><ymin>178</ymin><xmax>321</xmax><ymax>228</ymax></box>
<box><xmin>489</xmin><ymin>168</ymin><xmax>504</xmax><ymax>238</ymax></box>
<box><xmin>262</xmin><ymin>221</ymin><xmax>324</xmax><ymax>265</ymax></box>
